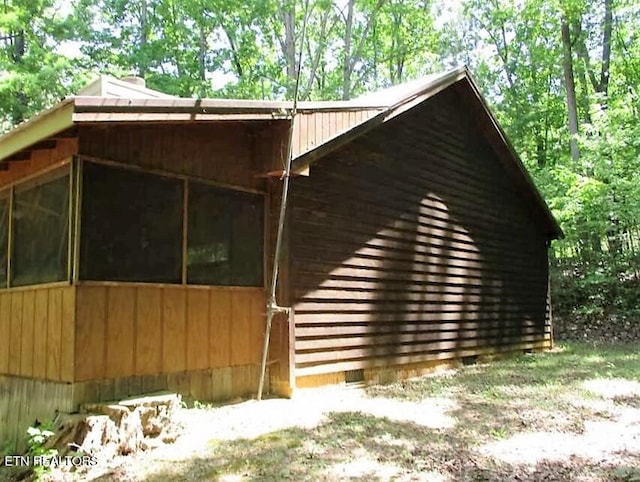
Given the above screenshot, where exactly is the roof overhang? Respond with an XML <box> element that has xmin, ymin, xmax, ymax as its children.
<box><xmin>0</xmin><ymin>100</ymin><xmax>75</xmax><ymax>163</ymax></box>
<box><xmin>0</xmin><ymin>96</ymin><xmax>388</xmax><ymax>163</ymax></box>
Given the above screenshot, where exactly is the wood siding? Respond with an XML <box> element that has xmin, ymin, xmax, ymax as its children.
<box><xmin>292</xmin><ymin>110</ymin><xmax>381</xmax><ymax>159</ymax></box>
<box><xmin>0</xmin><ymin>138</ymin><xmax>77</xmax><ymax>188</ymax></box>
<box><xmin>0</xmin><ymin>286</ymin><xmax>75</xmax><ymax>382</ymax></box>
<box><xmin>289</xmin><ymin>89</ymin><xmax>552</xmax><ymax>377</ymax></box>
<box><xmin>78</xmin><ymin>122</ymin><xmax>286</xmax><ymax>191</ymax></box>
<box><xmin>74</xmin><ymin>284</ymin><xmax>265</xmax><ymax>382</ymax></box>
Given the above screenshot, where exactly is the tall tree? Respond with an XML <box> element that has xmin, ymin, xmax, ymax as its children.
<box><xmin>0</xmin><ymin>0</ymin><xmax>81</xmax><ymax>130</ymax></box>
<box><xmin>561</xmin><ymin>17</ymin><xmax>581</xmax><ymax>162</ymax></box>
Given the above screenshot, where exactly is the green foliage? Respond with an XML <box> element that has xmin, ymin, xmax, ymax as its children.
<box><xmin>25</xmin><ymin>422</ymin><xmax>58</xmax><ymax>479</ymax></box>
<box><xmin>0</xmin><ymin>0</ymin><xmax>88</xmax><ymax>131</ymax></box>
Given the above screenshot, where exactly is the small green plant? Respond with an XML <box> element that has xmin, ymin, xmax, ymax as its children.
<box><xmin>26</xmin><ymin>422</ymin><xmax>58</xmax><ymax>479</ymax></box>
<box><xmin>193</xmin><ymin>400</ymin><xmax>214</xmax><ymax>410</ymax></box>
<box><xmin>489</xmin><ymin>426</ymin><xmax>508</xmax><ymax>439</ymax></box>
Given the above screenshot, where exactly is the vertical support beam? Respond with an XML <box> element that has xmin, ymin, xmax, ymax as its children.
<box><xmin>6</xmin><ymin>186</ymin><xmax>13</xmax><ymax>288</ymax></box>
<box><xmin>72</xmin><ymin>158</ymin><xmax>83</xmax><ymax>283</ymax></box>
<box><xmin>181</xmin><ymin>179</ymin><xmax>189</xmax><ymax>285</ymax></box>
<box><xmin>67</xmin><ymin>158</ymin><xmax>74</xmax><ymax>282</ymax></box>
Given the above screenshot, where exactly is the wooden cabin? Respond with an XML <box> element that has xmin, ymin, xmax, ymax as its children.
<box><xmin>0</xmin><ymin>68</ymin><xmax>561</xmax><ymax>448</ymax></box>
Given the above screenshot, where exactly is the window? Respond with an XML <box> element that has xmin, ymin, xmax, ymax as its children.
<box><xmin>0</xmin><ymin>192</ymin><xmax>8</xmax><ymax>288</ymax></box>
<box><xmin>12</xmin><ymin>172</ymin><xmax>70</xmax><ymax>286</ymax></box>
<box><xmin>188</xmin><ymin>182</ymin><xmax>263</xmax><ymax>286</ymax></box>
<box><xmin>80</xmin><ymin>162</ymin><xmax>183</xmax><ymax>283</ymax></box>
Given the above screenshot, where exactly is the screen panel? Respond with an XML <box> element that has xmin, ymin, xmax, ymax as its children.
<box><xmin>12</xmin><ymin>173</ymin><xmax>70</xmax><ymax>286</ymax></box>
<box><xmin>188</xmin><ymin>182</ymin><xmax>263</xmax><ymax>287</ymax></box>
<box><xmin>80</xmin><ymin>162</ymin><xmax>183</xmax><ymax>283</ymax></box>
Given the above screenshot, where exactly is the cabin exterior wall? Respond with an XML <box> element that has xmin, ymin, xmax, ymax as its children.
<box><xmin>289</xmin><ymin>90</ymin><xmax>552</xmax><ymax>385</ymax></box>
<box><xmin>0</xmin><ymin>122</ymin><xmax>289</xmax><ymax>449</ymax></box>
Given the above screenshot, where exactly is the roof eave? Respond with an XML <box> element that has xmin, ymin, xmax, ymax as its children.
<box><xmin>0</xmin><ymin>99</ymin><xmax>75</xmax><ymax>162</ymax></box>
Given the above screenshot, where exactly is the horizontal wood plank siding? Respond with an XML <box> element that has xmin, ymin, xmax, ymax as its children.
<box><xmin>290</xmin><ymin>89</ymin><xmax>551</xmax><ymax>377</ymax></box>
<box><xmin>75</xmin><ymin>284</ymin><xmax>265</xmax><ymax>382</ymax></box>
<box><xmin>0</xmin><ymin>286</ymin><xmax>75</xmax><ymax>382</ymax></box>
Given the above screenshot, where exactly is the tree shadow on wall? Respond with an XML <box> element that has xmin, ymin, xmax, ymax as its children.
<box><xmin>290</xmin><ymin>89</ymin><xmax>548</xmax><ymax>373</ymax></box>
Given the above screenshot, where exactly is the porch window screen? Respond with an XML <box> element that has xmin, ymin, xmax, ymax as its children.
<box><xmin>80</xmin><ymin>162</ymin><xmax>183</xmax><ymax>283</ymax></box>
<box><xmin>0</xmin><ymin>192</ymin><xmax>8</xmax><ymax>288</ymax></box>
<box><xmin>12</xmin><ymin>173</ymin><xmax>70</xmax><ymax>286</ymax></box>
<box><xmin>187</xmin><ymin>182</ymin><xmax>263</xmax><ymax>286</ymax></box>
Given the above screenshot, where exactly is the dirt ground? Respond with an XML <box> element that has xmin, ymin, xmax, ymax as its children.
<box><xmin>31</xmin><ymin>343</ymin><xmax>640</xmax><ymax>481</ymax></box>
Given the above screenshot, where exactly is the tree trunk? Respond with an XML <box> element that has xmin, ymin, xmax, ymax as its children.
<box><xmin>139</xmin><ymin>0</ymin><xmax>148</xmax><ymax>77</ymax></box>
<box><xmin>280</xmin><ymin>4</ymin><xmax>297</xmax><ymax>94</ymax></box>
<box><xmin>342</xmin><ymin>0</ymin><xmax>355</xmax><ymax>100</ymax></box>
<box><xmin>600</xmin><ymin>0</ymin><xmax>613</xmax><ymax>96</ymax></box>
<box><xmin>561</xmin><ymin>19</ymin><xmax>580</xmax><ymax>162</ymax></box>
<box><xmin>198</xmin><ymin>20</ymin><xmax>206</xmax><ymax>83</ymax></box>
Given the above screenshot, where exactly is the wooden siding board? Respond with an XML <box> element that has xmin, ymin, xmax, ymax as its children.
<box><xmin>71</xmin><ymin>285</ymin><xmax>263</xmax><ymax>383</ymax></box>
<box><xmin>294</xmin><ymin>170</ymin><xmax>538</xmax><ymax>243</ymax></box>
<box><xmin>20</xmin><ymin>291</ymin><xmax>35</xmax><ymax>377</ymax></box>
<box><xmin>105</xmin><ymin>287</ymin><xmax>135</xmax><ymax>378</ymax></box>
<box><xmin>250</xmin><ymin>291</ymin><xmax>264</xmax><ymax>365</ymax></box>
<box><xmin>210</xmin><ymin>290</ymin><xmax>231</xmax><ymax>367</ymax></box>
<box><xmin>289</xmin><ymin>89</ymin><xmax>550</xmax><ymax>379</ymax></box>
<box><xmin>296</xmin><ymin>334</ymin><xmax>546</xmax><ymax>366</ymax></box>
<box><xmin>230</xmin><ymin>291</ymin><xmax>252</xmax><ymax>366</ymax></box>
<box><xmin>75</xmin><ymin>286</ymin><xmax>106</xmax><ymax>381</ymax></box>
<box><xmin>295</xmin><ymin>319</ymin><xmax>548</xmax><ymax>337</ymax></box>
<box><xmin>60</xmin><ymin>287</ymin><xmax>75</xmax><ymax>382</ymax></box>
<box><xmin>32</xmin><ymin>290</ymin><xmax>49</xmax><ymax>379</ymax></box>
<box><xmin>0</xmin><ymin>294</ymin><xmax>10</xmax><ymax>373</ymax></box>
<box><xmin>187</xmin><ymin>289</ymin><xmax>210</xmax><ymax>370</ymax></box>
<box><xmin>46</xmin><ymin>288</ymin><xmax>62</xmax><ymax>380</ymax></box>
<box><xmin>135</xmin><ymin>287</ymin><xmax>162</xmax><ymax>375</ymax></box>
<box><xmin>295</xmin><ymin>338</ymin><xmax>551</xmax><ymax>377</ymax></box>
<box><xmin>162</xmin><ymin>287</ymin><xmax>187</xmax><ymax>373</ymax></box>
<box><xmin>8</xmin><ymin>291</ymin><xmax>23</xmax><ymax>374</ymax></box>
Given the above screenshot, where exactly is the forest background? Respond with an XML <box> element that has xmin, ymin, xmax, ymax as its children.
<box><xmin>1</xmin><ymin>0</ymin><xmax>638</xmax><ymax>330</ymax></box>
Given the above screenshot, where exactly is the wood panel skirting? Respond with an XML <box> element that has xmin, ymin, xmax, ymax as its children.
<box><xmin>295</xmin><ymin>339</ymin><xmax>552</xmax><ymax>389</ymax></box>
<box><xmin>75</xmin><ymin>284</ymin><xmax>266</xmax><ymax>382</ymax></box>
<box><xmin>0</xmin><ymin>364</ymin><xmax>265</xmax><ymax>451</ymax></box>
<box><xmin>0</xmin><ymin>284</ymin><xmax>266</xmax><ymax>385</ymax></box>
<box><xmin>0</xmin><ymin>286</ymin><xmax>75</xmax><ymax>383</ymax></box>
